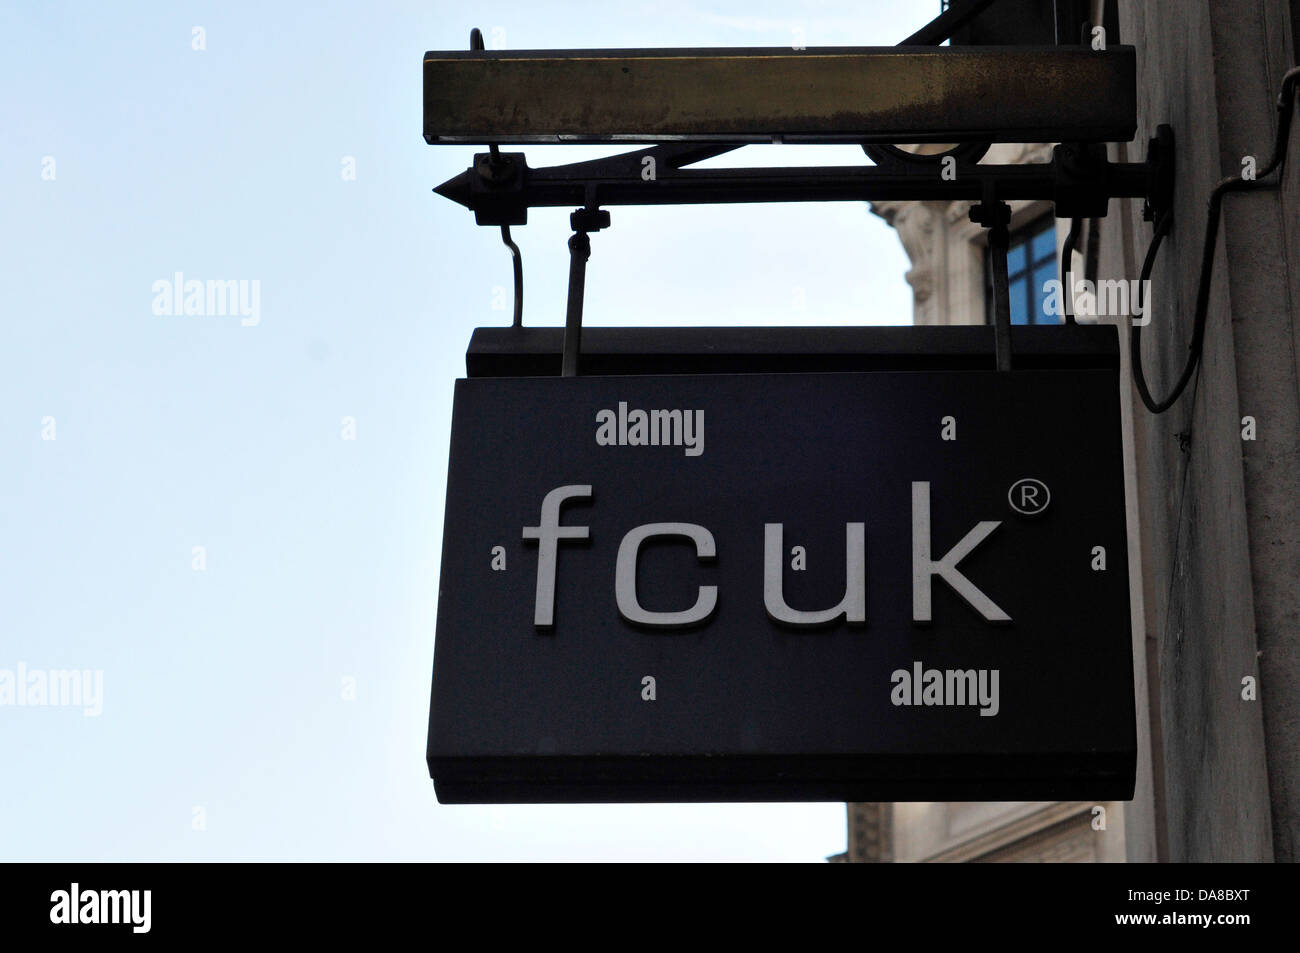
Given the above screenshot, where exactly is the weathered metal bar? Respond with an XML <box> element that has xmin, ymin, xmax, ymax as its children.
<box><xmin>434</xmin><ymin>154</ymin><xmax>1150</xmax><ymax>225</ymax></box>
<box><xmin>423</xmin><ymin>46</ymin><xmax>1137</xmax><ymax>145</ymax></box>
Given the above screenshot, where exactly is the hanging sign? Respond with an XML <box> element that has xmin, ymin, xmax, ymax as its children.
<box><xmin>427</xmin><ymin>367</ymin><xmax>1136</xmax><ymax>802</ymax></box>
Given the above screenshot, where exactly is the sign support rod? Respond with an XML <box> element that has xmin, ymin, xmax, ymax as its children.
<box><xmin>562</xmin><ymin>207</ymin><xmax>610</xmax><ymax>376</ymax></box>
<box><xmin>562</xmin><ymin>231</ymin><xmax>588</xmax><ymax>377</ymax></box>
<box><xmin>971</xmin><ymin>196</ymin><xmax>1015</xmax><ymax>371</ymax></box>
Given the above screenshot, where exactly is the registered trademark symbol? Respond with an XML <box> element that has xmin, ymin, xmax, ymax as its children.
<box><xmin>1008</xmin><ymin>478</ymin><xmax>1050</xmax><ymax>515</ymax></box>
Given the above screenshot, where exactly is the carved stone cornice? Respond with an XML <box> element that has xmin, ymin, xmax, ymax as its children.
<box><xmin>847</xmin><ymin>802</ymin><xmax>894</xmax><ymax>863</ymax></box>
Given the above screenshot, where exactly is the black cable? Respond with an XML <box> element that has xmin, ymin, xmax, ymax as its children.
<box><xmin>1131</xmin><ymin>209</ymin><xmax>1173</xmax><ymax>410</ymax></box>
<box><xmin>501</xmin><ymin>225</ymin><xmax>523</xmax><ymax>327</ymax></box>
<box><xmin>1085</xmin><ymin>215</ymin><xmax>1101</xmax><ymax>285</ymax></box>
<box><xmin>470</xmin><ymin>28</ymin><xmax>525</xmax><ymax>326</ymax></box>
<box><xmin>1061</xmin><ymin>217</ymin><xmax>1082</xmax><ymax>324</ymax></box>
<box><xmin>1132</xmin><ymin>66</ymin><xmax>1300</xmax><ymax>414</ymax></box>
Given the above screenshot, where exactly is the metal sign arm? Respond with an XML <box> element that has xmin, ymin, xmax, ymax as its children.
<box><xmin>434</xmin><ymin>142</ymin><xmax>1156</xmax><ymax>227</ymax></box>
<box><xmin>436</xmin><ymin>134</ymin><xmax>1171</xmax><ymax>374</ymax></box>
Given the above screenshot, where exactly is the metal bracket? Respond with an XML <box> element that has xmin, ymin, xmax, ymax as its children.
<box><xmin>431</xmin><ymin>35</ymin><xmax>1176</xmax><ymax>366</ymax></box>
<box><xmin>1143</xmin><ymin>124</ymin><xmax>1176</xmax><ymax>223</ymax></box>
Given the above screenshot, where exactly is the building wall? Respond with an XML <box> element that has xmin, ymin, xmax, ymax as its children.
<box><xmin>1114</xmin><ymin>0</ymin><xmax>1293</xmax><ymax>862</ymax></box>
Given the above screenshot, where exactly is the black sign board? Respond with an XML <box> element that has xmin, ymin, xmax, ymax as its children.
<box><xmin>428</xmin><ymin>351</ymin><xmax>1135</xmax><ymax>803</ymax></box>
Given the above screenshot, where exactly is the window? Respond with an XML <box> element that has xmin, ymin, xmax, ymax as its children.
<box><xmin>985</xmin><ymin>217</ymin><xmax>1059</xmax><ymax>325</ymax></box>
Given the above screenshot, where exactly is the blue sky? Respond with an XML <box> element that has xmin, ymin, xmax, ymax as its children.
<box><xmin>0</xmin><ymin>1</ymin><xmax>923</xmax><ymax>860</ymax></box>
